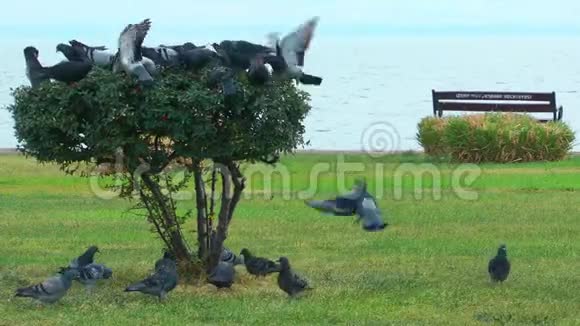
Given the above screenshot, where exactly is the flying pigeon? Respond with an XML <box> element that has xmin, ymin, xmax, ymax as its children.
<box><xmin>15</xmin><ymin>269</ymin><xmax>78</xmax><ymax>304</ymax></box>
<box><xmin>240</xmin><ymin>248</ymin><xmax>280</xmax><ymax>277</ymax></box>
<box><xmin>24</xmin><ymin>46</ymin><xmax>92</xmax><ymax>88</ymax></box>
<box><xmin>208</xmin><ymin>261</ymin><xmax>235</xmax><ymax>289</ymax></box>
<box><xmin>68</xmin><ymin>40</ymin><xmax>115</xmax><ymax>67</ymax></box>
<box><xmin>125</xmin><ymin>253</ymin><xmax>178</xmax><ymax>301</ymax></box>
<box><xmin>276</xmin><ymin>257</ymin><xmax>311</xmax><ymax>297</ymax></box>
<box><xmin>269</xmin><ymin>17</ymin><xmax>323</xmax><ymax>85</ymax></box>
<box><xmin>306</xmin><ymin>180</ymin><xmax>387</xmax><ymax>231</ymax></box>
<box><xmin>221</xmin><ymin>247</ymin><xmax>244</xmax><ymax>265</ymax></box>
<box><xmin>113</xmin><ymin>19</ymin><xmax>155</xmax><ymax>87</ymax></box>
<box><xmin>488</xmin><ymin>244</ymin><xmax>510</xmax><ymax>282</ymax></box>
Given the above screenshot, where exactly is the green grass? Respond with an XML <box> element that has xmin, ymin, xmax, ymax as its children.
<box><xmin>1</xmin><ymin>153</ymin><xmax>580</xmax><ymax>325</ymax></box>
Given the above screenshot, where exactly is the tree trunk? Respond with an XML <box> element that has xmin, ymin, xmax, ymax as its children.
<box><xmin>192</xmin><ymin>162</ymin><xmax>208</xmax><ymax>261</ymax></box>
<box><xmin>207</xmin><ymin>161</ymin><xmax>246</xmax><ymax>272</ymax></box>
<box><xmin>141</xmin><ymin>173</ymin><xmax>191</xmax><ymax>263</ymax></box>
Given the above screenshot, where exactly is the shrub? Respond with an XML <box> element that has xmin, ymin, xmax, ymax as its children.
<box><xmin>7</xmin><ymin>67</ymin><xmax>311</xmax><ymax>276</ymax></box>
<box><xmin>417</xmin><ymin>114</ymin><xmax>575</xmax><ymax>163</ymax></box>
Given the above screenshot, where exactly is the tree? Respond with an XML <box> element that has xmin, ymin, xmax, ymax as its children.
<box><xmin>7</xmin><ymin>67</ymin><xmax>311</xmax><ymax>276</ymax></box>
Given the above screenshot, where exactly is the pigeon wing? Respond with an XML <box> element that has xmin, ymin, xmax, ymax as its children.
<box><xmin>119</xmin><ymin>19</ymin><xmax>151</xmax><ymax>62</ymax></box>
<box><xmin>280</xmin><ymin>16</ymin><xmax>319</xmax><ymax>67</ymax></box>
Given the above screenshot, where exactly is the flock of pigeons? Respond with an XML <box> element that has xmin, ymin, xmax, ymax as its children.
<box><xmin>14</xmin><ymin>245</ymin><xmax>311</xmax><ymax>304</ymax></box>
<box><xmin>14</xmin><ymin>180</ymin><xmax>510</xmax><ymax>305</ymax></box>
<box><xmin>23</xmin><ymin>17</ymin><xmax>323</xmax><ymax>93</ymax></box>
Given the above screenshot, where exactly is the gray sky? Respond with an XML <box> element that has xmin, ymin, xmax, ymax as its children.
<box><xmin>1</xmin><ymin>0</ymin><xmax>579</xmax><ymax>38</ymax></box>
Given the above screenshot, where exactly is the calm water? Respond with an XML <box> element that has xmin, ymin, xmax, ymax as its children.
<box><xmin>1</xmin><ymin>36</ymin><xmax>579</xmax><ymax>150</ymax></box>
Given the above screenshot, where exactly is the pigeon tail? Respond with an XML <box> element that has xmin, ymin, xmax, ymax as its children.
<box><xmin>299</xmin><ymin>73</ymin><xmax>322</xmax><ymax>85</ymax></box>
<box><xmin>125</xmin><ymin>282</ymin><xmax>147</xmax><ymax>292</ymax></box>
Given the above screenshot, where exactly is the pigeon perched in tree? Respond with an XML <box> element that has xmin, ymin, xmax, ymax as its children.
<box><xmin>306</xmin><ymin>180</ymin><xmax>387</xmax><ymax>231</ymax></box>
<box><xmin>240</xmin><ymin>248</ymin><xmax>280</xmax><ymax>277</ymax></box>
<box><xmin>216</xmin><ymin>40</ymin><xmax>274</xmax><ymax>70</ymax></box>
<box><xmin>268</xmin><ymin>17</ymin><xmax>323</xmax><ymax>85</ymax></box>
<box><xmin>488</xmin><ymin>244</ymin><xmax>510</xmax><ymax>282</ymax></box>
<box><xmin>221</xmin><ymin>247</ymin><xmax>244</xmax><ymax>265</ymax></box>
<box><xmin>142</xmin><ymin>46</ymin><xmax>181</xmax><ymax>67</ymax></box>
<box><xmin>68</xmin><ymin>40</ymin><xmax>115</xmax><ymax>67</ymax></box>
<box><xmin>125</xmin><ymin>253</ymin><xmax>178</xmax><ymax>301</ymax></box>
<box><xmin>208</xmin><ymin>261</ymin><xmax>235</xmax><ymax>289</ymax></box>
<box><xmin>160</xmin><ymin>42</ymin><xmax>197</xmax><ymax>54</ymax></box>
<box><xmin>276</xmin><ymin>257</ymin><xmax>311</xmax><ymax>297</ymax></box>
<box><xmin>15</xmin><ymin>269</ymin><xmax>78</xmax><ymax>304</ymax></box>
<box><xmin>248</xmin><ymin>54</ymin><xmax>271</xmax><ymax>85</ymax></box>
<box><xmin>56</xmin><ymin>43</ymin><xmax>90</xmax><ymax>63</ymax></box>
<box><xmin>24</xmin><ymin>46</ymin><xmax>92</xmax><ymax>88</ymax></box>
<box><xmin>113</xmin><ymin>18</ymin><xmax>155</xmax><ymax>87</ymax></box>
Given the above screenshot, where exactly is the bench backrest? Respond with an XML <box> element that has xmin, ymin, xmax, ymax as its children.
<box><xmin>432</xmin><ymin>90</ymin><xmax>560</xmax><ymax>120</ymax></box>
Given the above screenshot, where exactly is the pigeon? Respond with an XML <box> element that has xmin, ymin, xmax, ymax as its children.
<box><xmin>179</xmin><ymin>46</ymin><xmax>221</xmax><ymax>70</ymax></box>
<box><xmin>68</xmin><ymin>40</ymin><xmax>115</xmax><ymax>67</ymax></box>
<box><xmin>240</xmin><ymin>248</ymin><xmax>279</xmax><ymax>277</ymax></box>
<box><xmin>221</xmin><ymin>247</ymin><xmax>244</xmax><ymax>265</ymax></box>
<box><xmin>154</xmin><ymin>250</ymin><xmax>176</xmax><ymax>272</ymax></box>
<box><xmin>125</xmin><ymin>253</ymin><xmax>178</xmax><ymax>301</ymax></box>
<box><xmin>248</xmin><ymin>54</ymin><xmax>270</xmax><ymax>85</ymax></box>
<box><xmin>306</xmin><ymin>180</ymin><xmax>387</xmax><ymax>231</ymax></box>
<box><xmin>65</xmin><ymin>245</ymin><xmax>100</xmax><ymax>270</ymax></box>
<box><xmin>208</xmin><ymin>261</ymin><xmax>235</xmax><ymax>289</ymax></box>
<box><xmin>206</xmin><ymin>66</ymin><xmax>237</xmax><ymax>97</ymax></box>
<box><xmin>76</xmin><ymin>264</ymin><xmax>112</xmax><ymax>287</ymax></box>
<box><xmin>113</xmin><ymin>19</ymin><xmax>155</xmax><ymax>87</ymax></box>
<box><xmin>216</xmin><ymin>40</ymin><xmax>274</xmax><ymax>70</ymax></box>
<box><xmin>161</xmin><ymin>42</ymin><xmax>197</xmax><ymax>54</ymax></box>
<box><xmin>24</xmin><ymin>46</ymin><xmax>92</xmax><ymax>88</ymax></box>
<box><xmin>142</xmin><ymin>46</ymin><xmax>181</xmax><ymax>67</ymax></box>
<box><xmin>276</xmin><ymin>257</ymin><xmax>311</xmax><ymax>297</ymax></box>
<box><xmin>269</xmin><ymin>17</ymin><xmax>323</xmax><ymax>85</ymax></box>
<box><xmin>56</xmin><ymin>43</ymin><xmax>89</xmax><ymax>63</ymax></box>
<box><xmin>488</xmin><ymin>244</ymin><xmax>510</xmax><ymax>282</ymax></box>
<box><xmin>15</xmin><ymin>269</ymin><xmax>78</xmax><ymax>304</ymax></box>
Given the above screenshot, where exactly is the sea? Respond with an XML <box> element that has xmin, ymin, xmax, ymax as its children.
<box><xmin>1</xmin><ymin>36</ymin><xmax>579</xmax><ymax>151</ymax></box>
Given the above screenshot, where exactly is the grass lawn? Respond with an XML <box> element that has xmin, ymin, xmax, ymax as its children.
<box><xmin>1</xmin><ymin>153</ymin><xmax>579</xmax><ymax>325</ymax></box>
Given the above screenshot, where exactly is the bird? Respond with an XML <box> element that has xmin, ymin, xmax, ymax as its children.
<box><xmin>125</xmin><ymin>253</ymin><xmax>178</xmax><ymax>301</ymax></box>
<box><xmin>216</xmin><ymin>40</ymin><xmax>274</xmax><ymax>70</ymax></box>
<box><xmin>60</xmin><ymin>263</ymin><xmax>112</xmax><ymax>291</ymax></box>
<box><xmin>154</xmin><ymin>250</ymin><xmax>176</xmax><ymax>272</ymax></box>
<box><xmin>306</xmin><ymin>180</ymin><xmax>387</xmax><ymax>231</ymax></box>
<box><xmin>240</xmin><ymin>248</ymin><xmax>279</xmax><ymax>277</ymax></box>
<box><xmin>64</xmin><ymin>245</ymin><xmax>100</xmax><ymax>270</ymax></box>
<box><xmin>221</xmin><ymin>247</ymin><xmax>244</xmax><ymax>265</ymax></box>
<box><xmin>68</xmin><ymin>40</ymin><xmax>115</xmax><ymax>67</ymax></box>
<box><xmin>113</xmin><ymin>18</ymin><xmax>155</xmax><ymax>87</ymax></box>
<box><xmin>208</xmin><ymin>261</ymin><xmax>235</xmax><ymax>289</ymax></box>
<box><xmin>488</xmin><ymin>244</ymin><xmax>510</xmax><ymax>282</ymax></box>
<box><xmin>56</xmin><ymin>43</ymin><xmax>89</xmax><ymax>63</ymax></box>
<box><xmin>276</xmin><ymin>257</ymin><xmax>311</xmax><ymax>297</ymax></box>
<box><xmin>141</xmin><ymin>46</ymin><xmax>181</xmax><ymax>67</ymax></box>
<box><xmin>248</xmin><ymin>54</ymin><xmax>271</xmax><ymax>85</ymax></box>
<box><xmin>268</xmin><ymin>17</ymin><xmax>323</xmax><ymax>85</ymax></box>
<box><xmin>160</xmin><ymin>42</ymin><xmax>197</xmax><ymax>54</ymax></box>
<box><xmin>179</xmin><ymin>46</ymin><xmax>221</xmax><ymax>70</ymax></box>
<box><xmin>15</xmin><ymin>269</ymin><xmax>78</xmax><ymax>304</ymax></box>
<box><xmin>24</xmin><ymin>46</ymin><xmax>92</xmax><ymax>88</ymax></box>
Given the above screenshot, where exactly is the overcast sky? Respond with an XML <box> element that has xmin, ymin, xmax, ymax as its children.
<box><xmin>1</xmin><ymin>0</ymin><xmax>579</xmax><ymax>41</ymax></box>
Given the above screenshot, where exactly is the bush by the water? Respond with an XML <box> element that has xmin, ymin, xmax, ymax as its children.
<box><xmin>417</xmin><ymin>114</ymin><xmax>575</xmax><ymax>163</ymax></box>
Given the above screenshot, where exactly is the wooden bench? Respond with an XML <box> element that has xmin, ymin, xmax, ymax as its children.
<box><xmin>432</xmin><ymin>90</ymin><xmax>563</xmax><ymax>121</ymax></box>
